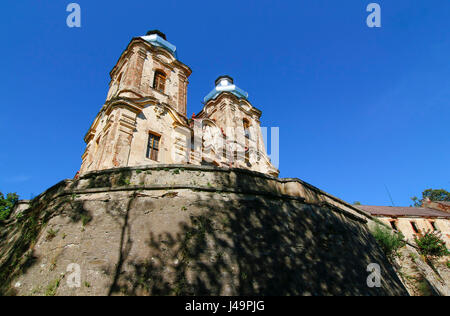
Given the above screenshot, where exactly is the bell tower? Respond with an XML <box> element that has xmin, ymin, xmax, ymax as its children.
<box><xmin>106</xmin><ymin>30</ymin><xmax>191</xmax><ymax>116</ymax></box>
<box><xmin>196</xmin><ymin>76</ymin><xmax>279</xmax><ymax>177</ymax></box>
<box><xmin>80</xmin><ymin>31</ymin><xmax>192</xmax><ymax>174</ymax></box>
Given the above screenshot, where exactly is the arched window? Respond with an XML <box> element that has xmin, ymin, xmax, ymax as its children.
<box><xmin>243</xmin><ymin>118</ymin><xmax>250</xmax><ymax>139</ymax></box>
<box><xmin>153</xmin><ymin>71</ymin><xmax>166</xmax><ymax>93</ymax></box>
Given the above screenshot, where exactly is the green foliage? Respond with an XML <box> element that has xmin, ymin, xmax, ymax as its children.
<box><xmin>45</xmin><ymin>275</ymin><xmax>63</xmax><ymax>296</ymax></box>
<box><xmin>0</xmin><ymin>192</ymin><xmax>19</xmax><ymax>221</ymax></box>
<box><xmin>117</xmin><ymin>173</ymin><xmax>131</xmax><ymax>186</ymax></box>
<box><xmin>423</xmin><ymin>189</ymin><xmax>450</xmax><ymax>202</ymax></box>
<box><xmin>410</xmin><ymin>196</ymin><xmax>421</xmax><ymax>207</ymax></box>
<box><xmin>352</xmin><ymin>201</ymin><xmax>362</xmax><ymax>205</ymax></box>
<box><xmin>80</xmin><ymin>213</ymin><xmax>92</xmax><ymax>226</ymax></box>
<box><xmin>45</xmin><ymin>228</ymin><xmax>59</xmax><ymax>241</ymax></box>
<box><xmin>411</xmin><ymin>188</ymin><xmax>450</xmax><ymax>207</ymax></box>
<box><xmin>414</xmin><ymin>230</ymin><xmax>449</xmax><ymax>259</ymax></box>
<box><xmin>371</xmin><ymin>225</ymin><xmax>406</xmax><ymax>259</ymax></box>
<box><xmin>416</xmin><ymin>278</ymin><xmax>433</xmax><ymax>296</ymax></box>
<box><xmin>409</xmin><ymin>252</ymin><xmax>418</xmax><ymax>261</ymax></box>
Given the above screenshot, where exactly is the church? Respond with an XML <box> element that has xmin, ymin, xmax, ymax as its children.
<box><xmin>0</xmin><ymin>31</ymin><xmax>425</xmax><ymax>297</ymax></box>
<box><xmin>80</xmin><ymin>30</ymin><xmax>279</xmax><ymax>177</ymax></box>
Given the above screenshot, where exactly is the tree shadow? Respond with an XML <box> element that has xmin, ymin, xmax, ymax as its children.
<box><xmin>105</xmin><ymin>173</ymin><xmax>408</xmax><ymax>296</ymax></box>
<box><xmin>0</xmin><ymin>189</ymin><xmax>93</xmax><ymax>295</ymax></box>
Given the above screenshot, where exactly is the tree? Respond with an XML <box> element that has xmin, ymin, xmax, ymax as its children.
<box><xmin>422</xmin><ymin>189</ymin><xmax>450</xmax><ymax>202</ymax></box>
<box><xmin>0</xmin><ymin>192</ymin><xmax>19</xmax><ymax>221</ymax></box>
<box><xmin>371</xmin><ymin>225</ymin><xmax>406</xmax><ymax>260</ymax></box>
<box><xmin>414</xmin><ymin>230</ymin><xmax>449</xmax><ymax>259</ymax></box>
<box><xmin>353</xmin><ymin>201</ymin><xmax>362</xmax><ymax>206</ymax></box>
<box><xmin>411</xmin><ymin>188</ymin><xmax>450</xmax><ymax>207</ymax></box>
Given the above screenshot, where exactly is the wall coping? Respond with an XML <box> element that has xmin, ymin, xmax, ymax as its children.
<box><xmin>15</xmin><ymin>165</ymin><xmax>377</xmax><ymax>225</ymax></box>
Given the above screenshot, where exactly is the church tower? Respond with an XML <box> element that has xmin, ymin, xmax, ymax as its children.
<box><xmin>80</xmin><ymin>31</ymin><xmax>192</xmax><ymax>174</ymax></box>
<box><xmin>196</xmin><ymin>76</ymin><xmax>279</xmax><ymax>177</ymax></box>
<box><xmin>80</xmin><ymin>31</ymin><xmax>278</xmax><ymax>178</ymax></box>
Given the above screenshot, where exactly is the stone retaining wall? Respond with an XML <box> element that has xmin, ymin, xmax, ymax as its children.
<box><xmin>0</xmin><ymin>165</ymin><xmax>407</xmax><ymax>296</ymax></box>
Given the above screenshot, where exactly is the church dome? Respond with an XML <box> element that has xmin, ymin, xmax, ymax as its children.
<box><xmin>203</xmin><ymin>75</ymin><xmax>249</xmax><ymax>103</ymax></box>
<box><xmin>140</xmin><ymin>30</ymin><xmax>177</xmax><ymax>58</ymax></box>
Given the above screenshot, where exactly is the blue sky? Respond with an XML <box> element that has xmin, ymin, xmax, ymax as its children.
<box><xmin>0</xmin><ymin>1</ymin><xmax>449</xmax><ymax>206</ymax></box>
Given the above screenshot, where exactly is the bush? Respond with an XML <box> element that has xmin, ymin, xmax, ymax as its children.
<box><xmin>372</xmin><ymin>225</ymin><xmax>406</xmax><ymax>259</ymax></box>
<box><xmin>414</xmin><ymin>230</ymin><xmax>449</xmax><ymax>259</ymax></box>
<box><xmin>0</xmin><ymin>192</ymin><xmax>19</xmax><ymax>221</ymax></box>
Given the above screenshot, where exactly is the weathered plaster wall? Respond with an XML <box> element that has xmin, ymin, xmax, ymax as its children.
<box><xmin>375</xmin><ymin>216</ymin><xmax>450</xmax><ymax>247</ymax></box>
<box><xmin>0</xmin><ymin>166</ymin><xmax>407</xmax><ymax>296</ymax></box>
<box><xmin>197</xmin><ymin>93</ymin><xmax>278</xmax><ymax>176</ymax></box>
<box><xmin>128</xmin><ymin>105</ymin><xmax>176</xmax><ymax>166</ymax></box>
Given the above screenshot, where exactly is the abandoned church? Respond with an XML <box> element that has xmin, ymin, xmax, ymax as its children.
<box><xmin>1</xmin><ymin>30</ymin><xmax>448</xmax><ymax>296</ymax></box>
<box><xmin>80</xmin><ymin>30</ymin><xmax>278</xmax><ymax>177</ymax></box>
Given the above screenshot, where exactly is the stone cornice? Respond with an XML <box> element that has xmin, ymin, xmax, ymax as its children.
<box><xmin>83</xmin><ymin>97</ymin><xmax>190</xmax><ymax>144</ymax></box>
<box><xmin>198</xmin><ymin>92</ymin><xmax>262</xmax><ymax>119</ymax></box>
<box><xmin>110</xmin><ymin>37</ymin><xmax>192</xmax><ymax>79</ymax></box>
<box><xmin>106</xmin><ymin>97</ymin><xmax>189</xmax><ymax>127</ymax></box>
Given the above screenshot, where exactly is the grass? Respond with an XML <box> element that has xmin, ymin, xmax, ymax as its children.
<box><xmin>118</xmin><ymin>174</ymin><xmax>131</xmax><ymax>186</ymax></box>
<box><xmin>46</xmin><ymin>228</ymin><xmax>59</xmax><ymax>241</ymax></box>
<box><xmin>416</xmin><ymin>278</ymin><xmax>433</xmax><ymax>296</ymax></box>
<box><xmin>409</xmin><ymin>252</ymin><xmax>419</xmax><ymax>261</ymax></box>
<box><xmin>80</xmin><ymin>213</ymin><xmax>92</xmax><ymax>226</ymax></box>
<box><xmin>30</xmin><ymin>286</ymin><xmax>42</xmax><ymax>296</ymax></box>
<box><xmin>45</xmin><ymin>275</ymin><xmax>64</xmax><ymax>296</ymax></box>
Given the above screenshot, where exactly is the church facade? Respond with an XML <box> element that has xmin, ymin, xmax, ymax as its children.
<box><xmin>80</xmin><ymin>30</ymin><xmax>279</xmax><ymax>177</ymax></box>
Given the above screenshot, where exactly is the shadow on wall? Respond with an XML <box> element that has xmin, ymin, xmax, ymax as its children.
<box><xmin>0</xmin><ymin>168</ymin><xmax>408</xmax><ymax>296</ymax></box>
<box><xmin>103</xmin><ymin>174</ymin><xmax>407</xmax><ymax>296</ymax></box>
<box><xmin>0</xmin><ymin>188</ymin><xmax>92</xmax><ymax>295</ymax></box>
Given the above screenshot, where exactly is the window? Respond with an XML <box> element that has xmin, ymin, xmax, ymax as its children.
<box><xmin>430</xmin><ymin>221</ymin><xmax>438</xmax><ymax>231</ymax></box>
<box><xmin>389</xmin><ymin>220</ymin><xmax>398</xmax><ymax>231</ymax></box>
<box><xmin>95</xmin><ymin>135</ymin><xmax>101</xmax><ymax>152</ymax></box>
<box><xmin>153</xmin><ymin>71</ymin><xmax>166</xmax><ymax>93</ymax></box>
<box><xmin>410</xmin><ymin>221</ymin><xmax>420</xmax><ymax>234</ymax></box>
<box><xmin>245</xmin><ymin>147</ymin><xmax>250</xmax><ymax>165</ymax></box>
<box><xmin>190</xmin><ymin>135</ymin><xmax>195</xmax><ymax>151</ymax></box>
<box><xmin>146</xmin><ymin>133</ymin><xmax>160</xmax><ymax>161</ymax></box>
<box><xmin>243</xmin><ymin>119</ymin><xmax>250</xmax><ymax>138</ymax></box>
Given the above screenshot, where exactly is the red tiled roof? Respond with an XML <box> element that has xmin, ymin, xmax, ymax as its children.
<box><xmin>356</xmin><ymin>205</ymin><xmax>450</xmax><ymax>218</ymax></box>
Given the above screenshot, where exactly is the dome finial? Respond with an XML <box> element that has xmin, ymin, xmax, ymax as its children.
<box><xmin>146</xmin><ymin>30</ymin><xmax>167</xmax><ymax>40</ymax></box>
<box><xmin>215</xmin><ymin>75</ymin><xmax>234</xmax><ymax>87</ymax></box>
